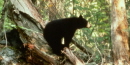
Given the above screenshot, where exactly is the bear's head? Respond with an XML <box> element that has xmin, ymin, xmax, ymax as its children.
<box><xmin>77</xmin><ymin>15</ymin><xmax>91</xmax><ymax>28</ymax></box>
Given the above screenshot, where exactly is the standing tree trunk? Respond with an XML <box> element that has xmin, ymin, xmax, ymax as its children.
<box><xmin>111</xmin><ymin>0</ymin><xmax>130</xmax><ymax>64</ymax></box>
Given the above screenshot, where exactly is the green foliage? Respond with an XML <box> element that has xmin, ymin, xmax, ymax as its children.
<box><xmin>0</xmin><ymin>0</ymin><xmax>14</xmax><ymax>31</ymax></box>
<box><xmin>3</xmin><ymin>18</ymin><xmax>16</xmax><ymax>30</ymax></box>
<box><xmin>0</xmin><ymin>0</ymin><xmax>3</xmax><ymax>15</ymax></box>
<box><xmin>126</xmin><ymin>0</ymin><xmax>130</xmax><ymax>32</ymax></box>
<box><xmin>71</xmin><ymin>0</ymin><xmax>111</xmax><ymax>63</ymax></box>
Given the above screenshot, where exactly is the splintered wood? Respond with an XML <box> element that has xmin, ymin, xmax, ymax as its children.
<box><xmin>62</xmin><ymin>47</ymin><xmax>85</xmax><ymax>65</ymax></box>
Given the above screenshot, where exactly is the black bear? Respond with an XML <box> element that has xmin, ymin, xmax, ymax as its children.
<box><xmin>44</xmin><ymin>15</ymin><xmax>91</xmax><ymax>55</ymax></box>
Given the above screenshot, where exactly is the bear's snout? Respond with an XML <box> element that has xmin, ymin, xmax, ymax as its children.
<box><xmin>87</xmin><ymin>22</ymin><xmax>91</xmax><ymax>28</ymax></box>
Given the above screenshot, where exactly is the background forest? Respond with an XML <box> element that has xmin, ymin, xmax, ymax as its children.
<box><xmin>0</xmin><ymin>0</ymin><xmax>130</xmax><ymax>65</ymax></box>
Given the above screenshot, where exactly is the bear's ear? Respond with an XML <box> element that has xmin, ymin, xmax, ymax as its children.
<box><xmin>79</xmin><ymin>15</ymin><xmax>83</xmax><ymax>19</ymax></box>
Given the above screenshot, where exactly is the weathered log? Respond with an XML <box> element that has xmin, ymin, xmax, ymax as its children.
<box><xmin>25</xmin><ymin>44</ymin><xmax>58</xmax><ymax>65</ymax></box>
<box><xmin>62</xmin><ymin>47</ymin><xmax>85</xmax><ymax>65</ymax></box>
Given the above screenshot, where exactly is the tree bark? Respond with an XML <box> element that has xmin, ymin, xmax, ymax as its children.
<box><xmin>111</xmin><ymin>0</ymin><xmax>130</xmax><ymax>64</ymax></box>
